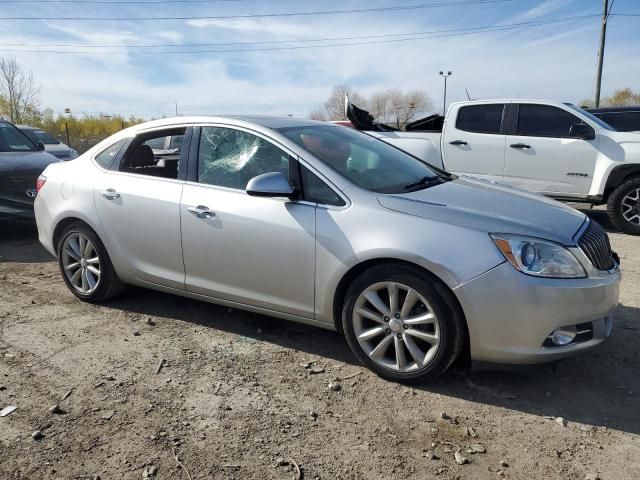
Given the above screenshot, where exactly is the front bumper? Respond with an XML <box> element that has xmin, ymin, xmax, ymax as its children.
<box><xmin>454</xmin><ymin>262</ymin><xmax>620</xmax><ymax>364</ymax></box>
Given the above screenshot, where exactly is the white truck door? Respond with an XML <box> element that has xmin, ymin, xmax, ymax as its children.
<box><xmin>504</xmin><ymin>103</ymin><xmax>598</xmax><ymax>196</ymax></box>
<box><xmin>441</xmin><ymin>103</ymin><xmax>507</xmax><ymax>182</ymax></box>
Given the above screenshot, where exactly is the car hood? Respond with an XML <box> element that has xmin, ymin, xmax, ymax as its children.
<box><xmin>377</xmin><ymin>177</ymin><xmax>586</xmax><ymax>245</ymax></box>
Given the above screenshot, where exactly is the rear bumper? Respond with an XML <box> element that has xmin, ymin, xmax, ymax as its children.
<box><xmin>454</xmin><ymin>262</ymin><xmax>620</xmax><ymax>364</ymax></box>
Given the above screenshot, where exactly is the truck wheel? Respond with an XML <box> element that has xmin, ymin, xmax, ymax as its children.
<box><xmin>341</xmin><ymin>264</ymin><xmax>466</xmax><ymax>384</ymax></box>
<box><xmin>607</xmin><ymin>177</ymin><xmax>640</xmax><ymax>235</ymax></box>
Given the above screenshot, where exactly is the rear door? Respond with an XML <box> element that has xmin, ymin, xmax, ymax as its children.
<box><xmin>441</xmin><ymin>103</ymin><xmax>507</xmax><ymax>181</ymax></box>
<box><xmin>504</xmin><ymin>104</ymin><xmax>598</xmax><ymax>195</ymax></box>
<box><xmin>93</xmin><ymin>128</ymin><xmax>189</xmax><ymax>289</ymax></box>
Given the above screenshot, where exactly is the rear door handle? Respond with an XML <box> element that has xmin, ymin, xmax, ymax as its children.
<box><xmin>100</xmin><ymin>188</ymin><xmax>120</xmax><ymax>200</ymax></box>
<box><xmin>510</xmin><ymin>143</ymin><xmax>531</xmax><ymax>149</ymax></box>
<box><xmin>187</xmin><ymin>205</ymin><xmax>215</xmax><ymax>219</ymax></box>
<box><xmin>449</xmin><ymin>140</ymin><xmax>468</xmax><ymax>146</ymax></box>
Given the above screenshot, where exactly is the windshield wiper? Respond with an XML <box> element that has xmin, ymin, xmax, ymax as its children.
<box><xmin>403</xmin><ymin>176</ymin><xmax>443</xmax><ymax>191</ymax></box>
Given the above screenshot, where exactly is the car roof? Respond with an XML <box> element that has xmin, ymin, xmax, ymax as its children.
<box><xmin>587</xmin><ymin>106</ymin><xmax>640</xmax><ymax>113</ymax></box>
<box><xmin>127</xmin><ymin>115</ymin><xmax>326</xmax><ymax>134</ymax></box>
<box><xmin>15</xmin><ymin>125</ymin><xmax>40</xmax><ymax>130</ymax></box>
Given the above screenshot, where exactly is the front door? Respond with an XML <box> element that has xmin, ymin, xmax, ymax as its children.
<box><xmin>503</xmin><ymin>103</ymin><xmax>598</xmax><ymax>195</ymax></box>
<box><xmin>180</xmin><ymin>126</ymin><xmax>316</xmax><ymax>318</ymax></box>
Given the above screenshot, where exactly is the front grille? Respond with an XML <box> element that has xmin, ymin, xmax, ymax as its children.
<box><xmin>578</xmin><ymin>220</ymin><xmax>614</xmax><ymax>270</ymax></box>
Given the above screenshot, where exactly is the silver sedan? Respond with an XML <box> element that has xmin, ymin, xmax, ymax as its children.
<box><xmin>34</xmin><ymin>116</ymin><xmax>620</xmax><ymax>383</ymax></box>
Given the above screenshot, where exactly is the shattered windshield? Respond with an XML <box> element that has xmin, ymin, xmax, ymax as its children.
<box><xmin>279</xmin><ymin>124</ymin><xmax>444</xmax><ymax>194</ymax></box>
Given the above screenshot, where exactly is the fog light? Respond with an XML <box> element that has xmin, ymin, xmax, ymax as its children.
<box><xmin>551</xmin><ymin>326</ymin><xmax>577</xmax><ymax>346</ymax></box>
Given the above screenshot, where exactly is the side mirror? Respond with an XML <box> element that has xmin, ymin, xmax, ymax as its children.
<box><xmin>569</xmin><ymin>123</ymin><xmax>595</xmax><ymax>140</ymax></box>
<box><xmin>36</xmin><ymin>142</ymin><xmax>46</xmax><ymax>151</ymax></box>
<box><xmin>246</xmin><ymin>172</ymin><xmax>294</xmax><ymax>198</ymax></box>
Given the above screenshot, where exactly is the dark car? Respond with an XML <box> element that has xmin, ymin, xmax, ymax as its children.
<box><xmin>0</xmin><ymin>120</ymin><xmax>60</xmax><ymax>221</ymax></box>
<box><xmin>587</xmin><ymin>106</ymin><xmax>640</xmax><ymax>132</ymax></box>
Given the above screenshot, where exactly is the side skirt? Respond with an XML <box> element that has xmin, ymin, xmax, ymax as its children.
<box><xmin>132</xmin><ymin>279</ymin><xmax>338</xmax><ymax>332</ymax></box>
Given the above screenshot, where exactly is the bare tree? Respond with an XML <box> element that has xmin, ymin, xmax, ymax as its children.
<box><xmin>366</xmin><ymin>88</ymin><xmax>433</xmax><ymax>127</ymax></box>
<box><xmin>320</xmin><ymin>85</ymin><xmax>367</xmax><ymax>121</ymax></box>
<box><xmin>580</xmin><ymin>87</ymin><xmax>640</xmax><ymax>108</ymax></box>
<box><xmin>0</xmin><ymin>58</ymin><xmax>40</xmax><ymax>124</ymax></box>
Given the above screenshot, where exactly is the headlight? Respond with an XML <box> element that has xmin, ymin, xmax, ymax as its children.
<box><xmin>490</xmin><ymin>234</ymin><xmax>586</xmax><ymax>278</ymax></box>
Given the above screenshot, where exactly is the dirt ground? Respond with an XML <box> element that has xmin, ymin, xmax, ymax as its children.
<box><xmin>0</xmin><ymin>209</ymin><xmax>639</xmax><ymax>480</ymax></box>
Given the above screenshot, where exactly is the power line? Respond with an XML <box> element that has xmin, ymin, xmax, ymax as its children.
<box><xmin>0</xmin><ymin>0</ymin><xmax>513</xmax><ymax>21</ymax></box>
<box><xmin>0</xmin><ymin>0</ymin><xmax>242</xmax><ymax>2</ymax></box>
<box><xmin>1</xmin><ymin>15</ymin><xmax>604</xmax><ymax>49</ymax></box>
<box><xmin>0</xmin><ymin>15</ymin><xmax>613</xmax><ymax>54</ymax></box>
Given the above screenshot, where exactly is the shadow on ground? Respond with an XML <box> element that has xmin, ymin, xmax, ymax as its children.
<box><xmin>105</xmin><ymin>286</ymin><xmax>640</xmax><ymax>436</ymax></box>
<box><xmin>0</xmin><ymin>220</ymin><xmax>51</xmax><ymax>263</ymax></box>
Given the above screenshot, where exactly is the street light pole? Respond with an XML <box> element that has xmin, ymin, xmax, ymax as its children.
<box><xmin>439</xmin><ymin>71</ymin><xmax>452</xmax><ymax>115</ymax></box>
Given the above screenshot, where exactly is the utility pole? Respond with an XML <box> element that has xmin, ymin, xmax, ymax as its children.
<box><xmin>594</xmin><ymin>0</ymin><xmax>612</xmax><ymax>107</ymax></box>
<box><xmin>439</xmin><ymin>71</ymin><xmax>452</xmax><ymax>115</ymax></box>
<box><xmin>175</xmin><ymin>102</ymin><xmax>178</xmax><ymax>116</ymax></box>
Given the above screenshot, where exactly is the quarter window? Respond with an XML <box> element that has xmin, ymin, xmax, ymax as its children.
<box><xmin>198</xmin><ymin>127</ymin><xmax>291</xmax><ymax>190</ymax></box>
<box><xmin>300</xmin><ymin>165</ymin><xmax>345</xmax><ymax>206</ymax></box>
<box><xmin>456</xmin><ymin>104</ymin><xmax>504</xmax><ymax>134</ymax></box>
<box><xmin>95</xmin><ymin>139</ymin><xmax>127</xmax><ymax>169</ymax></box>
<box><xmin>516</xmin><ymin>104</ymin><xmax>582</xmax><ymax>137</ymax></box>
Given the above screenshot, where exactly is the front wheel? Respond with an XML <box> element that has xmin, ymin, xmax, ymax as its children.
<box><xmin>341</xmin><ymin>264</ymin><xmax>466</xmax><ymax>383</ymax></box>
<box><xmin>57</xmin><ymin>222</ymin><xmax>125</xmax><ymax>302</ymax></box>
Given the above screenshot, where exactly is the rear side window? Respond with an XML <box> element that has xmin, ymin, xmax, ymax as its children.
<box><xmin>599</xmin><ymin>112</ymin><xmax>640</xmax><ymax>132</ymax></box>
<box><xmin>516</xmin><ymin>104</ymin><xmax>581</xmax><ymax>137</ymax></box>
<box><xmin>455</xmin><ymin>104</ymin><xmax>504</xmax><ymax>134</ymax></box>
<box><xmin>95</xmin><ymin>139</ymin><xmax>127</xmax><ymax>169</ymax></box>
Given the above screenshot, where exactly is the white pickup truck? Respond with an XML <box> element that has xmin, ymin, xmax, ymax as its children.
<box><xmin>347</xmin><ymin>99</ymin><xmax>640</xmax><ymax>235</ymax></box>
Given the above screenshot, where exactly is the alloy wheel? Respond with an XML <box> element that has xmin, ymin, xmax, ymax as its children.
<box><xmin>61</xmin><ymin>233</ymin><xmax>101</xmax><ymax>294</ymax></box>
<box><xmin>352</xmin><ymin>281</ymin><xmax>441</xmax><ymax>372</ymax></box>
<box><xmin>621</xmin><ymin>188</ymin><xmax>640</xmax><ymax>225</ymax></box>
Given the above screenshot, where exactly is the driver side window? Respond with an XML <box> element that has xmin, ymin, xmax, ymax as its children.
<box><xmin>197</xmin><ymin>127</ymin><xmax>291</xmax><ymax>190</ymax></box>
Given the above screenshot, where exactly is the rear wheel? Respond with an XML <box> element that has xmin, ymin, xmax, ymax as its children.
<box><xmin>341</xmin><ymin>264</ymin><xmax>465</xmax><ymax>383</ymax></box>
<box><xmin>57</xmin><ymin>223</ymin><xmax>125</xmax><ymax>302</ymax></box>
<box><xmin>607</xmin><ymin>177</ymin><xmax>640</xmax><ymax>235</ymax></box>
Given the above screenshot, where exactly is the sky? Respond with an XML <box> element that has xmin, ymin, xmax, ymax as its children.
<box><xmin>0</xmin><ymin>0</ymin><xmax>638</xmax><ymax>119</ymax></box>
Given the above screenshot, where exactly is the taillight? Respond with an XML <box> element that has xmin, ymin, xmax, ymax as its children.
<box><xmin>36</xmin><ymin>175</ymin><xmax>47</xmax><ymax>193</ymax></box>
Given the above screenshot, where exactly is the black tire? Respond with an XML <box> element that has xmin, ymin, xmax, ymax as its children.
<box><xmin>607</xmin><ymin>177</ymin><xmax>640</xmax><ymax>235</ymax></box>
<box><xmin>341</xmin><ymin>264</ymin><xmax>466</xmax><ymax>384</ymax></box>
<box><xmin>57</xmin><ymin>222</ymin><xmax>125</xmax><ymax>302</ymax></box>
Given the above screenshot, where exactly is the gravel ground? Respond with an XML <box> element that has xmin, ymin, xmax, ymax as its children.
<box><xmin>0</xmin><ymin>208</ymin><xmax>639</xmax><ymax>480</ymax></box>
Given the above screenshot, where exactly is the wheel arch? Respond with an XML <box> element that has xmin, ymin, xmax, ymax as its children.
<box><xmin>603</xmin><ymin>164</ymin><xmax>640</xmax><ymax>201</ymax></box>
<box><xmin>52</xmin><ymin>216</ymin><xmax>101</xmax><ymax>254</ymax></box>
<box><xmin>332</xmin><ymin>257</ymin><xmax>471</xmax><ymax>369</ymax></box>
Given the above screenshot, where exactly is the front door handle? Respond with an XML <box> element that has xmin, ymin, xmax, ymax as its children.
<box><xmin>101</xmin><ymin>188</ymin><xmax>120</xmax><ymax>200</ymax></box>
<box><xmin>187</xmin><ymin>205</ymin><xmax>215</xmax><ymax>219</ymax></box>
<box><xmin>510</xmin><ymin>143</ymin><xmax>531</xmax><ymax>149</ymax></box>
<box><xmin>449</xmin><ymin>140</ymin><xmax>468</xmax><ymax>146</ymax></box>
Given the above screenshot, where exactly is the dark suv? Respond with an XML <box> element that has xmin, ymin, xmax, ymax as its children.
<box><xmin>587</xmin><ymin>106</ymin><xmax>640</xmax><ymax>132</ymax></box>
